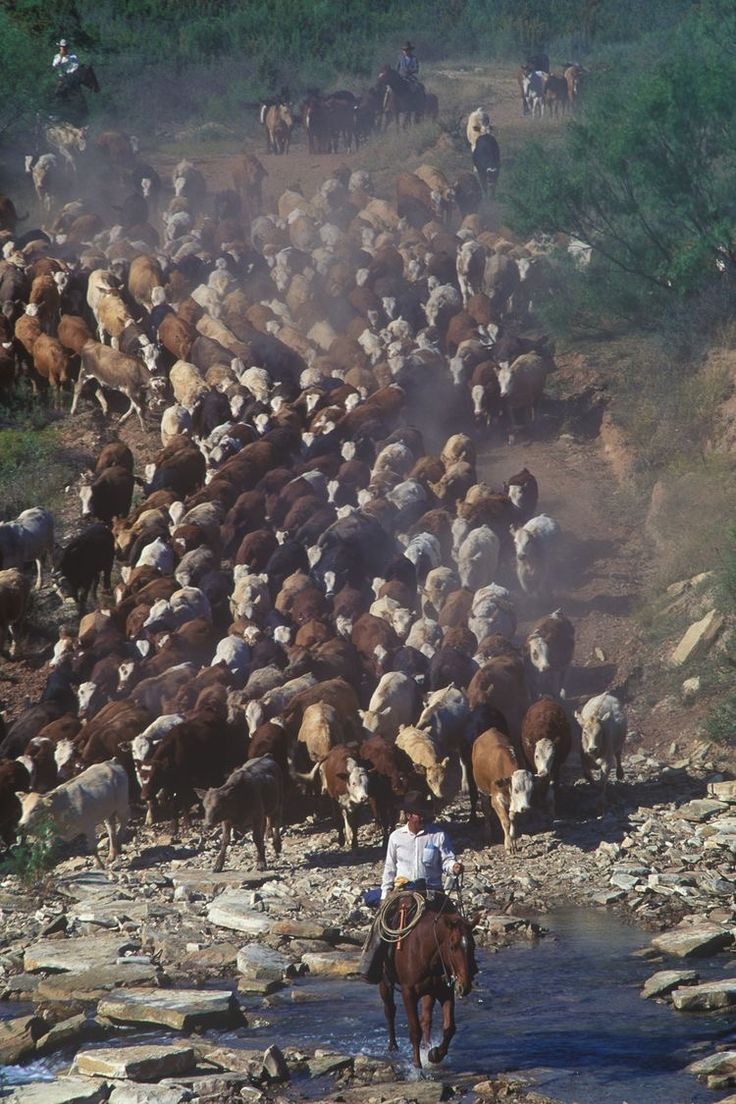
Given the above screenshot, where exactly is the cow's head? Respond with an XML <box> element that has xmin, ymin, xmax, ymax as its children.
<box><xmin>345</xmin><ymin>758</ymin><xmax>370</xmax><ymax>805</ymax></box>
<box><xmin>533</xmin><ymin>737</ymin><xmax>556</xmax><ymax>779</ymax></box>
<box><xmin>525</xmin><ymin>632</ymin><xmax>549</xmax><ymax>673</ymax></box>
<box><xmin>509</xmin><ymin>768</ymin><xmax>534</xmax><ymax>818</ymax></box>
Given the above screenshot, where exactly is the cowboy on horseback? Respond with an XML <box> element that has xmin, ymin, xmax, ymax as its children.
<box><xmin>52</xmin><ymin>39</ymin><xmax>79</xmax><ymax>80</ymax></box>
<box><xmin>359</xmin><ymin>791</ymin><xmax>463</xmax><ymax>983</ymax></box>
<box><xmin>397</xmin><ymin>42</ymin><xmax>424</xmax><ymax>95</ymax></box>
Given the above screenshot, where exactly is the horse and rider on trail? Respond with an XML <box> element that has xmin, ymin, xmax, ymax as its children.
<box><xmin>359</xmin><ymin>791</ymin><xmax>479</xmax><ymax>1068</ymax></box>
<box><xmin>50</xmin><ymin>37</ymin><xmax>100</xmax><ymax>124</ymax></box>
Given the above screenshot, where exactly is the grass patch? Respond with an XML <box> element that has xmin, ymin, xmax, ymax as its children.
<box><xmin>705</xmin><ymin>691</ymin><xmax>736</xmax><ymax>747</ymax></box>
<box><xmin>0</xmin><ymin>390</ymin><xmax>78</xmax><ymax>520</ymax></box>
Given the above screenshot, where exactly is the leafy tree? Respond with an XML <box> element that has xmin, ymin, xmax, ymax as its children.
<box><xmin>508</xmin><ymin>3</ymin><xmax>736</xmax><ymax>296</ymax></box>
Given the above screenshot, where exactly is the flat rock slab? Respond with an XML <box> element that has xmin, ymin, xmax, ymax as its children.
<box><xmin>56</xmin><ymin>870</ymin><xmax>121</xmax><ymax>900</ymax></box>
<box><xmin>676</xmin><ymin>799</ymin><xmax>728</xmax><ymax>823</ymax></box>
<box><xmin>108</xmin><ymin>1086</ymin><xmax>190</xmax><ymax>1104</ymax></box>
<box><xmin>180</xmin><ymin>942</ymin><xmax>239</xmax><ymax>971</ymax></box>
<box><xmin>689</xmin><ymin>1049</ymin><xmax>736</xmax><ymax>1078</ymax></box>
<box><xmin>0</xmin><ymin>1014</ymin><xmax>48</xmax><ymax>1064</ymax></box>
<box><xmin>641</xmin><ymin>969</ymin><xmax>700</xmax><ymax>1000</ymax></box>
<box><xmin>338</xmin><ymin>1082</ymin><xmax>447</xmax><ymax>1104</ymax></box>
<box><xmin>308</xmin><ymin>1053</ymin><xmax>354</xmax><ymax>1077</ymax></box>
<box><xmin>171</xmin><ymin>868</ymin><xmax>277</xmax><ymax>893</ymax></box>
<box><xmin>238</xmin><ymin>976</ymin><xmax>284</xmax><ymax>995</ymax></box>
<box><xmin>69</xmin><ymin>899</ymin><xmax>151</xmax><ymax>926</ymax></box>
<box><xmin>206</xmin><ymin>891</ymin><xmax>272</xmax><ymax>933</ymax></box>
<box><xmin>709</xmin><ymin>781</ymin><xmax>736</xmax><ymax>803</ymax></box>
<box><xmin>5</xmin><ymin>1079</ymin><xmax>110</xmax><ymax>1104</ymax></box>
<box><xmin>651</xmin><ymin>924</ymin><xmax>734</xmax><ymax>958</ymax></box>
<box><xmin>74</xmin><ymin>1043</ymin><xmax>195</xmax><ymax>1081</ymax></box>
<box><xmin>237</xmin><ymin>944</ymin><xmax>296</xmax><ymax>981</ymax></box>
<box><xmin>672</xmin><ymin>978</ymin><xmax>736</xmax><ymax>1012</ymax></box>
<box><xmin>24</xmin><ymin>934</ymin><xmax>138</xmax><ymax>973</ymax></box>
<box><xmin>670</xmin><ymin>609</ymin><xmax>724</xmax><ymax>666</ymax></box>
<box><xmin>36</xmin><ymin>1014</ymin><xmax>102</xmax><ymax>1056</ymax></box>
<box><xmin>36</xmin><ymin>962</ymin><xmax>158</xmax><ymax>1002</ymax></box>
<box><xmin>97</xmin><ymin>987</ymin><xmax>239</xmax><ymax>1031</ymax></box>
<box><xmin>270</xmin><ymin>919</ymin><xmax>340</xmax><ymax>941</ymax></box>
<box><xmin>301</xmin><ymin>950</ymin><xmax>362</xmax><ymax>978</ymax></box>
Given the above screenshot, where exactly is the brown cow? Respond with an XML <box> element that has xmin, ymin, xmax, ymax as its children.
<box><xmin>520</xmin><ymin>698</ymin><xmax>571</xmax><ymax>815</ymax></box>
<box><xmin>471</xmin><ymin>728</ymin><xmax>533</xmax><ymax>852</ymax></box>
<box><xmin>196</xmin><ymin>753</ymin><xmax>283</xmax><ymax>871</ymax></box>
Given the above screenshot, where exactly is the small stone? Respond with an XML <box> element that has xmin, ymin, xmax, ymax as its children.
<box><xmin>709</xmin><ymin>781</ymin><xmax>736</xmax><ymax>803</ymax></box>
<box><xmin>73</xmin><ymin>1043</ymin><xmax>195</xmax><ymax>1081</ymax></box>
<box><xmin>641</xmin><ymin>970</ymin><xmax>700</xmax><ymax>1000</ymax></box>
<box><xmin>682</xmin><ymin>676</ymin><xmax>701</xmax><ymax>703</ymax></box>
<box><xmin>108</xmin><ymin>1085</ymin><xmax>190</xmax><ymax>1104</ymax></box>
<box><xmin>262</xmin><ymin>1043</ymin><xmax>290</xmax><ymax>1082</ymax></box>
<box><xmin>594</xmin><ymin>647</ymin><xmax>606</xmax><ymax>662</ymax></box>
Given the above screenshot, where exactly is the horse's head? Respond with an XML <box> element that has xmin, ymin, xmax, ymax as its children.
<box><xmin>439</xmin><ymin>914</ymin><xmax>477</xmax><ymax>998</ymax></box>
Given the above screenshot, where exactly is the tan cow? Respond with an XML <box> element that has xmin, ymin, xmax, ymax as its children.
<box><xmin>471</xmin><ymin>727</ymin><xmax>533</xmax><ymax>853</ymax></box>
<box><xmin>262</xmin><ymin>104</ymin><xmax>294</xmax><ymax>155</ymax></box>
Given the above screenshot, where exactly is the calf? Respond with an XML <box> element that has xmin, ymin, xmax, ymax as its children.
<box><xmin>520</xmin><ymin>698</ymin><xmax>571</xmax><ymax>814</ymax></box>
<box><xmin>395</xmin><ymin>724</ymin><xmax>461</xmax><ymax>803</ymax></box>
<box><xmin>512</xmin><ymin>514</ymin><xmax>560</xmax><ymax>597</ymax></box>
<box><xmin>318</xmin><ymin>745</ymin><xmax>370</xmax><ymax>852</ymax></box>
<box><xmin>52</xmin><ymin>524</ymin><xmax>115</xmax><ymax>610</ymax></box>
<box><xmin>574</xmin><ymin>693</ymin><xmax>627</xmax><ymax>807</ymax></box>
<box><xmin>0</xmin><ymin>568</ymin><xmax>29</xmax><ymax>657</ymax></box>
<box><xmin>472</xmin><ymin>132</ymin><xmax>500</xmax><ymax>196</ymax></box>
<box><xmin>360</xmin><ymin>733</ymin><xmax>412</xmax><ymax>845</ymax></box>
<box><xmin>503</xmin><ymin>467</ymin><xmax>538</xmax><ymax>523</ymax></box>
<box><xmin>79</xmin><ymin>465</ymin><xmax>134</xmax><ymax>525</ymax></box>
<box><xmin>19</xmin><ymin>760</ymin><xmax>129</xmax><ymax>867</ymax></box>
<box><xmin>471</xmin><ymin>727</ymin><xmax>533</xmax><ymax>852</ymax></box>
<box><xmin>297</xmin><ymin>701</ymin><xmax>345</xmax><ymax>765</ymax></box>
<box><xmin>196</xmin><ymin>754</ymin><xmax>283</xmax><ymax>871</ymax></box>
<box><xmin>131</xmin><ymin>714</ymin><xmax>185</xmax><ymax>824</ymax></box>
<box><xmin>455</xmin><ymin>525</ymin><xmax>500</xmax><ymax>590</ymax></box>
<box><xmin>525</xmin><ymin>609</ymin><xmax>575</xmax><ymax>699</ymax></box>
<box><xmin>0</xmin><ymin>507</ymin><xmax>54</xmax><ymax>589</ymax></box>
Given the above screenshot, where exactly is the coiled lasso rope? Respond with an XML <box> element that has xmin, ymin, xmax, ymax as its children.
<box><xmin>376</xmin><ymin>890</ymin><xmax>426</xmax><ymax>943</ymax></box>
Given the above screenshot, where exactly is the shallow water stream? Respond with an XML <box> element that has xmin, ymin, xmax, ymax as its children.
<box><xmin>5</xmin><ymin>909</ymin><xmax>735</xmax><ymax>1102</ymax></box>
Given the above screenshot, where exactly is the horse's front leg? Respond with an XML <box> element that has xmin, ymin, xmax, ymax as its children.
<box><xmin>419</xmin><ymin>993</ymin><xmax>433</xmax><ymax>1046</ymax></box>
<box><xmin>400</xmin><ymin>985</ymin><xmax>423</xmax><ymax>1068</ymax></box>
<box><xmin>428</xmin><ymin>989</ymin><xmax>456</xmax><ymax>1064</ymax></box>
<box><xmin>379</xmin><ymin>978</ymin><xmax>398</xmax><ymax>1052</ymax></box>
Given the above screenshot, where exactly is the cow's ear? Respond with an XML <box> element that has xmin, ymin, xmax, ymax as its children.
<box><xmin>495</xmin><ymin>777</ymin><xmax>510</xmax><ymax>788</ymax></box>
<box><xmin>337</xmin><ymin>772</ymin><xmax>349</xmax><ymax>782</ymax></box>
<box><xmin>193</xmin><ymin>787</ymin><xmax>207</xmax><ymax>800</ymax></box>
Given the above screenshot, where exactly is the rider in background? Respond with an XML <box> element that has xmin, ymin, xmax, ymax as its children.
<box><xmin>397</xmin><ymin>42</ymin><xmax>421</xmax><ymax>89</ymax></box>
<box><xmin>52</xmin><ymin>39</ymin><xmax>79</xmax><ymax>80</ymax></box>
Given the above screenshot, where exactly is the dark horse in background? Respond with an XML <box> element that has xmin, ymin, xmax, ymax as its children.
<box><xmin>376</xmin><ymin>66</ymin><xmax>438</xmax><ymax>129</ymax></box>
<box><xmin>53</xmin><ymin>64</ymin><xmax>100</xmax><ymax>125</ymax></box>
<box><xmin>378</xmin><ymin>899</ymin><xmax>479</xmax><ymax>1068</ymax></box>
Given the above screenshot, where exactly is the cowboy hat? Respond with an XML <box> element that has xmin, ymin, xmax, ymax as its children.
<box><xmin>402</xmin><ymin>42</ymin><xmax>415</xmax><ymax>52</ymax></box>
<box><xmin>403</xmin><ymin>791</ymin><xmax>432</xmax><ymax>816</ymax></box>
<box><xmin>58</xmin><ymin>39</ymin><xmax>68</xmax><ymax>47</ymax></box>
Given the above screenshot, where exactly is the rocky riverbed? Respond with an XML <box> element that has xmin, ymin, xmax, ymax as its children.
<box><xmin>2</xmin><ymin>745</ymin><xmax>736</xmax><ymax>1104</ymax></box>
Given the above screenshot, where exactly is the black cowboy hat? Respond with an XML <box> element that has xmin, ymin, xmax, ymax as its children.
<box><xmin>403</xmin><ymin>791</ymin><xmax>432</xmax><ymax>816</ymax></box>
<box><xmin>402</xmin><ymin>42</ymin><xmax>415</xmax><ymax>52</ymax></box>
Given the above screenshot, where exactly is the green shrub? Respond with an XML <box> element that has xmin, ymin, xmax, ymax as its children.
<box><xmin>0</xmin><ymin>812</ymin><xmax>56</xmax><ymax>888</ymax></box>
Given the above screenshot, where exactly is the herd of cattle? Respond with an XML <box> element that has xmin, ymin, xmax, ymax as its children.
<box><xmin>0</xmin><ymin>122</ymin><xmax>626</xmax><ymax>877</ymax></box>
<box><xmin>518</xmin><ymin>57</ymin><xmax>585</xmax><ymax>118</ymax></box>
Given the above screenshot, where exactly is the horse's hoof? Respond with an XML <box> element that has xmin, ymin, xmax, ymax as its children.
<box><xmin>428</xmin><ymin>1047</ymin><xmax>443</xmax><ymax>1064</ymax></box>
<box><xmin>388</xmin><ymin>1042</ymin><xmax>398</xmax><ymax>1053</ymax></box>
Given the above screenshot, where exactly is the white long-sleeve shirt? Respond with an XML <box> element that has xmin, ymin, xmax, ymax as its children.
<box><xmin>53</xmin><ymin>51</ymin><xmax>79</xmax><ymax>75</ymax></box>
<box><xmin>380</xmin><ymin>823</ymin><xmax>456</xmax><ymax>899</ymax></box>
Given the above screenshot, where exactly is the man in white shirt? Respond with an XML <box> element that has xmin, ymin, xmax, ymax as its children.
<box><xmin>381</xmin><ymin>792</ymin><xmax>463</xmax><ymax>898</ymax></box>
<box><xmin>360</xmin><ymin>792</ymin><xmax>463</xmax><ymax>982</ymax></box>
<box><xmin>52</xmin><ymin>40</ymin><xmax>79</xmax><ymax>79</ymax></box>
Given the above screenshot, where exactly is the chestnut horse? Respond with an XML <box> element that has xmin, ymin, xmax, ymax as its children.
<box><xmin>379</xmin><ymin>902</ymin><xmax>478</xmax><ymax>1067</ymax></box>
